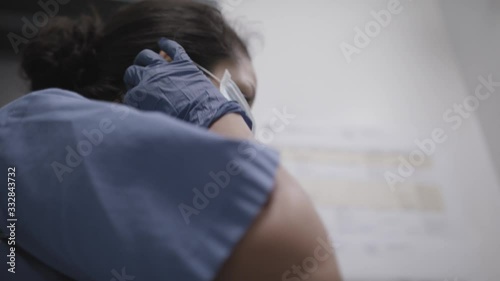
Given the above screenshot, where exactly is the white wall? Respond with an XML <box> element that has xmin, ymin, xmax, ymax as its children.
<box><xmin>440</xmin><ymin>0</ymin><xmax>500</xmax><ymax>180</ymax></box>
<box><xmin>224</xmin><ymin>0</ymin><xmax>500</xmax><ymax>280</ymax></box>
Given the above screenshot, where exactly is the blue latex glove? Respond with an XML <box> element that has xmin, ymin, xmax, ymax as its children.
<box><xmin>123</xmin><ymin>38</ymin><xmax>253</xmax><ymax>129</ymax></box>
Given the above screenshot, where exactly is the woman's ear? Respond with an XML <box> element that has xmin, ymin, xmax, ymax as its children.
<box><xmin>159</xmin><ymin>51</ymin><xmax>173</xmax><ymax>62</ymax></box>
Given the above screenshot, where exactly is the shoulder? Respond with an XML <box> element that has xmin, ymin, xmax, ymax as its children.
<box><xmin>215</xmin><ymin>168</ymin><xmax>343</xmax><ymax>281</ymax></box>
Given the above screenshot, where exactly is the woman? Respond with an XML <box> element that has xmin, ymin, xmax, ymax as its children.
<box><xmin>0</xmin><ymin>1</ymin><xmax>342</xmax><ymax>280</ymax></box>
<box><xmin>21</xmin><ymin>0</ymin><xmax>258</xmax><ymax>106</ymax></box>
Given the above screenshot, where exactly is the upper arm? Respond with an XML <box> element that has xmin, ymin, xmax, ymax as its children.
<box><xmin>215</xmin><ymin>167</ymin><xmax>343</xmax><ymax>281</ymax></box>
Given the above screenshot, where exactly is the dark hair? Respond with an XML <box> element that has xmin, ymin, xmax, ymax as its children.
<box><xmin>21</xmin><ymin>0</ymin><xmax>250</xmax><ymax>101</ymax></box>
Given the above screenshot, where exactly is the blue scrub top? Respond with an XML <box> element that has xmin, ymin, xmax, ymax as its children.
<box><xmin>0</xmin><ymin>89</ymin><xmax>279</xmax><ymax>281</ymax></box>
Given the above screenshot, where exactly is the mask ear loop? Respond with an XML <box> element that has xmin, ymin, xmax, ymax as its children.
<box><xmin>193</xmin><ymin>62</ymin><xmax>232</xmax><ymax>100</ymax></box>
<box><xmin>193</xmin><ymin>62</ymin><xmax>256</xmax><ymax>133</ymax></box>
<box><xmin>193</xmin><ymin>62</ymin><xmax>221</xmax><ymax>83</ymax></box>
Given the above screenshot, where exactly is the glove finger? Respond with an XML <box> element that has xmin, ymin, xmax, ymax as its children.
<box><xmin>133</xmin><ymin>49</ymin><xmax>166</xmax><ymax>67</ymax></box>
<box><xmin>124</xmin><ymin>65</ymin><xmax>145</xmax><ymax>89</ymax></box>
<box><xmin>158</xmin><ymin>37</ymin><xmax>191</xmax><ymax>62</ymax></box>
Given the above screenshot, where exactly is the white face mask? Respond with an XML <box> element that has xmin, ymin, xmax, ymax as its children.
<box><xmin>194</xmin><ymin>63</ymin><xmax>255</xmax><ymax>131</ymax></box>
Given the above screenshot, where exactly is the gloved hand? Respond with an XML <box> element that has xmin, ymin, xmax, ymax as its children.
<box><xmin>123</xmin><ymin>38</ymin><xmax>253</xmax><ymax>129</ymax></box>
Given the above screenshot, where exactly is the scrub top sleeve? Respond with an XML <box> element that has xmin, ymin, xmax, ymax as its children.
<box><xmin>92</xmin><ymin>113</ymin><xmax>281</xmax><ymax>281</ymax></box>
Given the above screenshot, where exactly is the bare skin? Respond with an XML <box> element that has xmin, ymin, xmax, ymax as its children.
<box><xmin>211</xmin><ymin>114</ymin><xmax>342</xmax><ymax>281</ymax></box>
